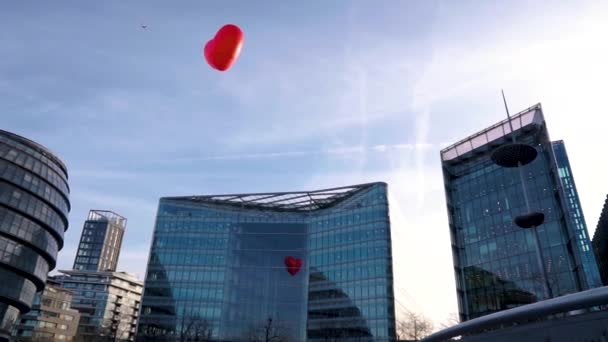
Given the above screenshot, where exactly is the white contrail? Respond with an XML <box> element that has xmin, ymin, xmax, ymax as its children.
<box><xmin>152</xmin><ymin>143</ymin><xmax>436</xmax><ymax>164</ymax></box>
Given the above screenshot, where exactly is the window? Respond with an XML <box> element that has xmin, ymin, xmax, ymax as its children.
<box><xmin>38</xmin><ymin>321</ymin><xmax>57</xmax><ymax>329</ymax></box>
<box><xmin>19</xmin><ymin>330</ymin><xmax>33</xmax><ymax>337</ymax></box>
<box><xmin>34</xmin><ymin>331</ymin><xmax>54</xmax><ymax>338</ymax></box>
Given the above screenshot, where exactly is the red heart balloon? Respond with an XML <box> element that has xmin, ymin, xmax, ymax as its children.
<box><xmin>284</xmin><ymin>256</ymin><xmax>302</xmax><ymax>276</ymax></box>
<box><xmin>204</xmin><ymin>24</ymin><xmax>244</xmax><ymax>71</ymax></box>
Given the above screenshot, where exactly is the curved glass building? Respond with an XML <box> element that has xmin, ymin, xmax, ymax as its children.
<box><xmin>0</xmin><ymin>130</ymin><xmax>70</xmax><ymax>340</ymax></box>
<box><xmin>137</xmin><ymin>182</ymin><xmax>396</xmax><ymax>341</ymax></box>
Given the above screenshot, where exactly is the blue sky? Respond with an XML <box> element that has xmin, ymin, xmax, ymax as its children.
<box><xmin>2</xmin><ymin>0</ymin><xmax>608</xmax><ymax>325</ymax></box>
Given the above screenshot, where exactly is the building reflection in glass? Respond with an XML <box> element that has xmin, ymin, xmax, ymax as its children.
<box><xmin>307</xmin><ymin>267</ymin><xmax>372</xmax><ymax>340</ymax></box>
<box><xmin>137</xmin><ymin>183</ymin><xmax>396</xmax><ymax>341</ymax></box>
<box><xmin>463</xmin><ymin>266</ymin><xmax>536</xmax><ymax>318</ymax></box>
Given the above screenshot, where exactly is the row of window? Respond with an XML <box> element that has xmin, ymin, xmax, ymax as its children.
<box><xmin>310</xmin><ymin>242</ymin><xmax>389</xmax><ymax>267</ymax></box>
<box><xmin>309</xmin><ymin>284</ymin><xmax>389</xmax><ymax>302</ymax></box>
<box><xmin>38</xmin><ymin>310</ymin><xmax>75</xmax><ymax>321</ymax></box>
<box><xmin>460</xmin><ymin>227</ymin><xmax>570</xmax><ymax>267</ymax></box>
<box><xmin>456</xmin><ymin>212</ymin><xmax>554</xmax><ymax>246</ymax></box>
<box><xmin>74</xmin><ymin>256</ymin><xmax>100</xmax><ymax>265</ymax></box>
<box><xmin>77</xmin><ymin>242</ymin><xmax>103</xmax><ymax>250</ymax></box>
<box><xmin>309</xmin><ymin>208</ymin><xmax>388</xmax><ymax>233</ymax></box>
<box><xmin>76</xmin><ymin>248</ymin><xmax>101</xmax><ymax>257</ymax></box>
<box><xmin>0</xmin><ymin>207</ymin><xmax>59</xmax><ymax>258</ymax></box>
<box><xmin>462</xmin><ymin>245</ymin><xmax>573</xmax><ymax>281</ymax></box>
<box><xmin>40</xmin><ymin>297</ymin><xmax>70</xmax><ymax>310</ymax></box>
<box><xmin>0</xmin><ymin>141</ymin><xmax>69</xmax><ymax>195</ymax></box>
<box><xmin>0</xmin><ymin>134</ymin><xmax>68</xmax><ymax>178</ymax></box>
<box><xmin>151</xmin><ymin>251</ymin><xmax>226</xmax><ymax>267</ymax></box>
<box><xmin>309</xmin><ymin>303</ymin><xmax>390</xmax><ymax>320</ymax></box>
<box><xmin>158</xmin><ymin>203</ymin><xmax>306</xmax><ymax>223</ymax></box>
<box><xmin>151</xmin><ymin>231</ymin><xmax>378</xmax><ymax>251</ymax></box>
<box><xmin>310</xmin><ymin>224</ymin><xmax>388</xmax><ymax>250</ymax></box>
<box><xmin>155</xmin><ymin>218</ymin><xmax>239</xmax><ymax>233</ymax></box>
<box><xmin>83</xmin><ymin>222</ymin><xmax>108</xmax><ymax>233</ymax></box>
<box><xmin>15</xmin><ymin>330</ymin><xmax>69</xmax><ymax>339</ymax></box>
<box><xmin>0</xmin><ymin>235</ymin><xmax>49</xmax><ymax>283</ymax></box>
<box><xmin>36</xmin><ymin>320</ymin><xmax>68</xmax><ymax>330</ymax></box>
<box><xmin>448</xmin><ymin>140</ymin><xmax>543</xmax><ymax>181</ymax></box>
<box><xmin>310</xmin><ymin>260</ymin><xmax>389</xmax><ymax>284</ymax></box>
<box><xmin>61</xmin><ymin>281</ymin><xmax>141</xmax><ymax>298</ymax></box>
<box><xmin>79</xmin><ymin>235</ymin><xmax>105</xmax><ymax>244</ymax></box>
<box><xmin>0</xmin><ymin>159</ymin><xmax>69</xmax><ymax>216</ymax></box>
<box><xmin>148</xmin><ymin>269</ymin><xmax>225</xmax><ymax>283</ymax></box>
<box><xmin>141</xmin><ymin>304</ymin><xmax>221</xmax><ymax>320</ymax></box>
<box><xmin>153</xmin><ymin>206</ymin><xmax>388</xmax><ymax>236</ymax></box>
<box><xmin>0</xmin><ymin>184</ymin><xmax>66</xmax><ymax>237</ymax></box>
<box><xmin>457</xmin><ymin>264</ymin><xmax>576</xmax><ymax>294</ymax></box>
<box><xmin>153</xmin><ymin>235</ymin><xmax>229</xmax><ymax>250</ymax></box>
<box><xmin>144</xmin><ymin>286</ymin><xmax>224</xmax><ymax>303</ymax></box>
<box><xmin>453</xmin><ymin>191</ymin><xmax>557</xmax><ymax>225</ymax></box>
<box><xmin>0</xmin><ymin>267</ymin><xmax>37</xmax><ymax>304</ymax></box>
<box><xmin>451</xmin><ymin>166</ymin><xmax>553</xmax><ymax>204</ymax></box>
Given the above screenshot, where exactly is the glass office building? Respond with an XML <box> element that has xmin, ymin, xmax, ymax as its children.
<box><xmin>0</xmin><ymin>130</ymin><xmax>70</xmax><ymax>341</ymax></box>
<box><xmin>441</xmin><ymin>104</ymin><xmax>601</xmax><ymax>321</ymax></box>
<box><xmin>73</xmin><ymin>210</ymin><xmax>127</xmax><ymax>272</ymax></box>
<box><xmin>137</xmin><ymin>182</ymin><xmax>396</xmax><ymax>341</ymax></box>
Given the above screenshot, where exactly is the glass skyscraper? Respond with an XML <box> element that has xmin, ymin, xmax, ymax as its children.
<box><xmin>137</xmin><ymin>182</ymin><xmax>396</xmax><ymax>341</ymax></box>
<box><xmin>73</xmin><ymin>210</ymin><xmax>127</xmax><ymax>272</ymax></box>
<box><xmin>0</xmin><ymin>130</ymin><xmax>70</xmax><ymax>341</ymax></box>
<box><xmin>441</xmin><ymin>103</ymin><xmax>601</xmax><ymax>321</ymax></box>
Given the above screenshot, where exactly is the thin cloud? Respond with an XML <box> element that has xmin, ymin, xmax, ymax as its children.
<box><xmin>147</xmin><ymin>143</ymin><xmax>437</xmax><ymax>164</ymax></box>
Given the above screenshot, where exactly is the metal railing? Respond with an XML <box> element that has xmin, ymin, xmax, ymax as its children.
<box><xmin>421</xmin><ymin>286</ymin><xmax>608</xmax><ymax>341</ymax></box>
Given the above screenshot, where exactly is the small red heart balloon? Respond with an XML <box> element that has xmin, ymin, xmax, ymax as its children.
<box><xmin>284</xmin><ymin>256</ymin><xmax>302</xmax><ymax>276</ymax></box>
<box><xmin>204</xmin><ymin>24</ymin><xmax>244</xmax><ymax>71</ymax></box>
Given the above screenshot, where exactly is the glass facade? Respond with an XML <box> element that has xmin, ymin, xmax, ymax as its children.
<box><xmin>0</xmin><ymin>130</ymin><xmax>70</xmax><ymax>341</ymax></box>
<box><xmin>57</xmin><ymin>270</ymin><xmax>143</xmax><ymax>341</ymax></box>
<box><xmin>137</xmin><ymin>182</ymin><xmax>396</xmax><ymax>341</ymax></box>
<box><xmin>441</xmin><ymin>104</ymin><xmax>601</xmax><ymax>321</ymax></box>
<box><xmin>552</xmin><ymin>140</ymin><xmax>602</xmax><ymax>289</ymax></box>
<box><xmin>73</xmin><ymin>210</ymin><xmax>127</xmax><ymax>272</ymax></box>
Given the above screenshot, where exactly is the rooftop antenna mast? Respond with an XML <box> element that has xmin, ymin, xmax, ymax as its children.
<box><xmin>502</xmin><ymin>89</ymin><xmax>517</xmax><ymax>144</ymax></box>
<box><xmin>493</xmin><ymin>89</ymin><xmax>553</xmax><ymax>299</ymax></box>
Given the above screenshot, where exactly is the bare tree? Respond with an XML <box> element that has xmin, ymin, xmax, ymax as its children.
<box><xmin>179</xmin><ymin>315</ymin><xmax>213</xmax><ymax>342</ymax></box>
<box><xmin>246</xmin><ymin>317</ymin><xmax>290</xmax><ymax>342</ymax></box>
<box><xmin>438</xmin><ymin>312</ymin><xmax>460</xmax><ymax>330</ymax></box>
<box><xmin>397</xmin><ymin>312</ymin><xmax>434</xmax><ymax>341</ymax></box>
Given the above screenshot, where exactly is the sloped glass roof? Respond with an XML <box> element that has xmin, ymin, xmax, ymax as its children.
<box><xmin>165</xmin><ymin>182</ymin><xmax>381</xmax><ymax>212</ymax></box>
<box><xmin>441</xmin><ymin>103</ymin><xmax>544</xmax><ymax>162</ymax></box>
